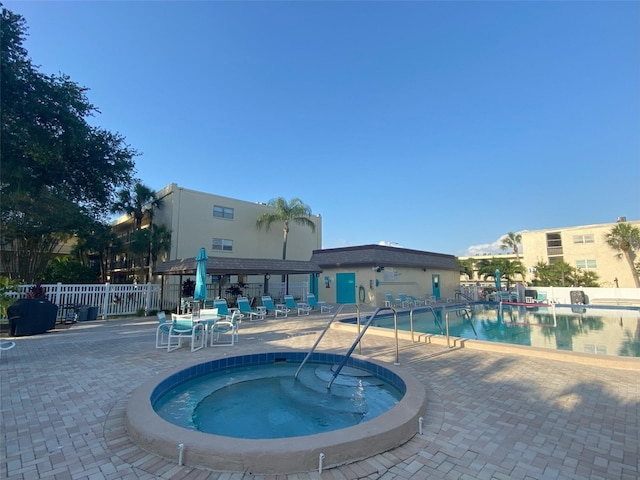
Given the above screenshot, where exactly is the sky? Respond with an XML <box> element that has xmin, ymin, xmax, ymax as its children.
<box><xmin>5</xmin><ymin>1</ymin><xmax>639</xmax><ymax>257</ymax></box>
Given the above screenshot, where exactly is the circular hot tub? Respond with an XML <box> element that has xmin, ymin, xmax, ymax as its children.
<box><xmin>126</xmin><ymin>351</ymin><xmax>427</xmax><ymax>474</ymax></box>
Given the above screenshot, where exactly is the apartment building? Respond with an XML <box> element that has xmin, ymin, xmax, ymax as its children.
<box><xmin>520</xmin><ymin>218</ymin><xmax>639</xmax><ymax>288</ymax></box>
<box><xmin>460</xmin><ymin>218</ymin><xmax>640</xmax><ymax>288</ymax></box>
<box><xmin>109</xmin><ymin>183</ymin><xmax>323</xmax><ymax>284</ymax></box>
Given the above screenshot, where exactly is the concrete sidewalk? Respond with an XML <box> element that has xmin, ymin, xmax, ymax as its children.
<box><xmin>1</xmin><ymin>314</ymin><xmax>638</xmax><ymax>479</ymax></box>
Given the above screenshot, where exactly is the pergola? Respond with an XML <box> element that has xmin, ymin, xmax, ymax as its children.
<box><xmin>154</xmin><ymin>256</ymin><xmax>322</xmax><ymax>308</ymax></box>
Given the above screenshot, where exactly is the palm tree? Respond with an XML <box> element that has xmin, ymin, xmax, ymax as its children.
<box><xmin>256</xmin><ymin>197</ymin><xmax>316</xmax><ymax>261</ymax></box>
<box><xmin>256</xmin><ymin>198</ymin><xmax>316</xmax><ymax>283</ymax></box>
<box><xmin>605</xmin><ymin>222</ymin><xmax>640</xmax><ymax>288</ymax></box>
<box><xmin>500</xmin><ymin>232</ymin><xmax>522</xmax><ymax>260</ymax></box>
<box><xmin>476</xmin><ymin>258</ymin><xmax>525</xmax><ymax>290</ymax></box>
<box><xmin>111</xmin><ymin>183</ymin><xmax>161</xmax><ymax>229</ymax></box>
<box><xmin>111</xmin><ymin>182</ymin><xmax>162</xmax><ymax>281</ymax></box>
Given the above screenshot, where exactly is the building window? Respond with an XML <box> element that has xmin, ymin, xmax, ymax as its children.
<box><xmin>213</xmin><ymin>205</ymin><xmax>234</xmax><ymax>219</ymax></box>
<box><xmin>573</xmin><ymin>234</ymin><xmax>594</xmax><ymax>244</ymax></box>
<box><xmin>546</xmin><ymin>232</ymin><xmax>563</xmax><ymax>257</ymax></box>
<box><xmin>212</xmin><ymin>238</ymin><xmax>233</xmax><ymax>251</ymax></box>
<box><xmin>576</xmin><ymin>259</ymin><xmax>597</xmax><ymax>269</ymax></box>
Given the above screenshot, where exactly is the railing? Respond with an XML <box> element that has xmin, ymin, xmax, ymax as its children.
<box><xmin>409</xmin><ymin>305</ymin><xmax>440</xmax><ymax>341</ymax></box>
<box><xmin>294</xmin><ymin>304</ymin><xmax>356</xmax><ymax>379</ymax></box>
<box><xmin>327</xmin><ymin>306</ymin><xmax>399</xmax><ymax>389</ymax></box>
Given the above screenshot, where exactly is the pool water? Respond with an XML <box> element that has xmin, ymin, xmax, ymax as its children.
<box><xmin>362</xmin><ymin>304</ymin><xmax>640</xmax><ymax>358</ymax></box>
<box><xmin>154</xmin><ymin>362</ymin><xmax>402</xmax><ymax>438</ymax></box>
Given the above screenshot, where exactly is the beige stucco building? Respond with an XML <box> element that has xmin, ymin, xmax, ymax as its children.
<box><xmin>110</xmin><ymin>183</ymin><xmax>323</xmax><ymax>287</ymax></box>
<box><xmin>310</xmin><ymin>245</ymin><xmax>461</xmax><ymax>307</ymax></box>
<box><xmin>460</xmin><ymin>218</ymin><xmax>640</xmax><ymax>288</ymax></box>
<box><xmin>520</xmin><ymin>218</ymin><xmax>640</xmax><ymax>288</ymax></box>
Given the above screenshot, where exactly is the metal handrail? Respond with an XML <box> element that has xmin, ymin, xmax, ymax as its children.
<box><xmin>443</xmin><ymin>304</ymin><xmax>477</xmax><ymax>347</ymax></box>
<box><xmin>293</xmin><ymin>304</ymin><xmax>359</xmax><ymax>379</ymax></box>
<box><xmin>327</xmin><ymin>306</ymin><xmax>399</xmax><ymax>389</ymax></box>
<box><xmin>409</xmin><ymin>305</ymin><xmax>440</xmax><ymax>341</ymax></box>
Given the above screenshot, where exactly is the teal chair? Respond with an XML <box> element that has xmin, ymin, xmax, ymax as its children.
<box><xmin>306</xmin><ymin>293</ymin><xmax>333</xmax><ymax>313</ymax></box>
<box><xmin>284</xmin><ymin>295</ymin><xmax>312</xmax><ymax>316</ymax></box>
<box><xmin>209</xmin><ymin>310</ymin><xmax>240</xmax><ymax>346</ymax></box>
<box><xmin>237</xmin><ymin>296</ymin><xmax>265</xmax><ymax>321</ymax></box>
<box><xmin>167</xmin><ymin>314</ymin><xmax>205</xmax><ymax>352</ymax></box>
<box><xmin>261</xmin><ymin>296</ymin><xmax>289</xmax><ymax>318</ymax></box>
<box><xmin>155</xmin><ymin>311</ymin><xmax>171</xmax><ymax>349</ymax></box>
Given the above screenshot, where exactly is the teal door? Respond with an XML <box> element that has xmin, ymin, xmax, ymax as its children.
<box><xmin>336</xmin><ymin>273</ymin><xmax>356</xmax><ymax>304</ymax></box>
<box><xmin>432</xmin><ymin>274</ymin><xmax>441</xmax><ymax>300</ymax></box>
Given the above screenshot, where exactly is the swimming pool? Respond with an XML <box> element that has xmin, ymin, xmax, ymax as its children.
<box><xmin>342</xmin><ymin>304</ymin><xmax>640</xmax><ymax>358</ymax></box>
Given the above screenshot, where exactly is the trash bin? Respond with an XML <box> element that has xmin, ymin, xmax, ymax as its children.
<box><xmin>76</xmin><ymin>305</ymin><xmax>89</xmax><ymax>321</ymax></box>
<box><xmin>87</xmin><ymin>306</ymin><xmax>98</xmax><ymax>321</ymax></box>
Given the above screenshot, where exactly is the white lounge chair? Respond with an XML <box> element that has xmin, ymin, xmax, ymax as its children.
<box><xmin>237</xmin><ymin>296</ymin><xmax>266</xmax><ymax>321</ymax></box>
<box><xmin>284</xmin><ymin>295</ymin><xmax>312</xmax><ymax>316</ymax></box>
<box><xmin>261</xmin><ymin>296</ymin><xmax>289</xmax><ymax>318</ymax></box>
<box><xmin>306</xmin><ymin>293</ymin><xmax>333</xmax><ymax>313</ymax></box>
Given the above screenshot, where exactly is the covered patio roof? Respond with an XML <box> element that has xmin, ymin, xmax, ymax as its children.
<box><xmin>154</xmin><ymin>256</ymin><xmax>322</xmax><ymax>276</ymax></box>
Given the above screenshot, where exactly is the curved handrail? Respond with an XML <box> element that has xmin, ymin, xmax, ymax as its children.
<box><xmin>327</xmin><ymin>306</ymin><xmax>398</xmax><ymax>389</ymax></box>
<box><xmin>293</xmin><ymin>304</ymin><xmax>359</xmax><ymax>379</ymax></box>
<box><xmin>409</xmin><ymin>305</ymin><xmax>440</xmax><ymax>341</ymax></box>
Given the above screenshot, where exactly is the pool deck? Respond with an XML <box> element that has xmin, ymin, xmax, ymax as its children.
<box><xmin>1</xmin><ymin>310</ymin><xmax>638</xmax><ymax>479</ymax></box>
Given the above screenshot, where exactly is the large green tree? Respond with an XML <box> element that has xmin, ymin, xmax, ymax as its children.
<box><xmin>256</xmin><ymin>197</ymin><xmax>316</xmax><ymax>262</ymax></box>
<box><xmin>1</xmin><ymin>7</ymin><xmax>137</xmax><ymax>282</ymax></box>
<box><xmin>605</xmin><ymin>222</ymin><xmax>640</xmax><ymax>288</ymax></box>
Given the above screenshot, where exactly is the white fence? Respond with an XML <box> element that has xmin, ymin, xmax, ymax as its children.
<box><xmin>6</xmin><ymin>281</ymin><xmax>311</xmax><ymax>320</ymax></box>
<box><xmin>8</xmin><ymin>283</ymin><xmax>160</xmax><ymax>320</ymax></box>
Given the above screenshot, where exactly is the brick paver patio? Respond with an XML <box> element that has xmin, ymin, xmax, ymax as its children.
<box><xmin>1</xmin><ymin>312</ymin><xmax>638</xmax><ymax>479</ymax></box>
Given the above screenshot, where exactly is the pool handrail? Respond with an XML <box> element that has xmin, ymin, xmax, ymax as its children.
<box><xmin>327</xmin><ymin>306</ymin><xmax>399</xmax><ymax>389</ymax></box>
<box><xmin>409</xmin><ymin>305</ymin><xmax>440</xmax><ymax>341</ymax></box>
<box><xmin>294</xmin><ymin>303</ymin><xmax>359</xmax><ymax>379</ymax></box>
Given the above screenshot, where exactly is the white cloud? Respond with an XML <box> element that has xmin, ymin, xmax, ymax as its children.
<box><xmin>462</xmin><ymin>231</ymin><xmax>525</xmax><ymax>256</ymax></box>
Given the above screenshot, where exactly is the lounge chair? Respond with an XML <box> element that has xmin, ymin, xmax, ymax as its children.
<box><xmin>397</xmin><ymin>293</ymin><xmax>414</xmax><ymax>307</ymax></box>
<box><xmin>209</xmin><ymin>310</ymin><xmax>240</xmax><ymax>346</ymax></box>
<box><xmin>237</xmin><ymin>296</ymin><xmax>266</xmax><ymax>321</ymax></box>
<box><xmin>155</xmin><ymin>311</ymin><xmax>171</xmax><ymax>348</ymax></box>
<box><xmin>407</xmin><ymin>295</ymin><xmax>426</xmax><ymax>306</ymax></box>
<box><xmin>306</xmin><ymin>293</ymin><xmax>333</xmax><ymax>313</ymax></box>
<box><xmin>384</xmin><ymin>293</ymin><xmax>403</xmax><ymax>308</ymax></box>
<box><xmin>261</xmin><ymin>296</ymin><xmax>289</xmax><ymax>318</ymax></box>
<box><xmin>284</xmin><ymin>295</ymin><xmax>312</xmax><ymax>316</ymax></box>
<box><xmin>167</xmin><ymin>313</ymin><xmax>205</xmax><ymax>352</ymax></box>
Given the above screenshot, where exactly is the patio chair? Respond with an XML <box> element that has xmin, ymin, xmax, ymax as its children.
<box><xmin>237</xmin><ymin>296</ymin><xmax>266</xmax><ymax>321</ymax></box>
<box><xmin>261</xmin><ymin>296</ymin><xmax>289</xmax><ymax>318</ymax></box>
<box><xmin>384</xmin><ymin>293</ymin><xmax>403</xmax><ymax>308</ymax></box>
<box><xmin>167</xmin><ymin>313</ymin><xmax>205</xmax><ymax>352</ymax></box>
<box><xmin>306</xmin><ymin>293</ymin><xmax>333</xmax><ymax>313</ymax></box>
<box><xmin>155</xmin><ymin>311</ymin><xmax>171</xmax><ymax>349</ymax></box>
<box><xmin>209</xmin><ymin>310</ymin><xmax>240</xmax><ymax>346</ymax></box>
<box><xmin>407</xmin><ymin>295</ymin><xmax>426</xmax><ymax>306</ymax></box>
<box><xmin>397</xmin><ymin>293</ymin><xmax>414</xmax><ymax>307</ymax></box>
<box><xmin>284</xmin><ymin>295</ymin><xmax>312</xmax><ymax>316</ymax></box>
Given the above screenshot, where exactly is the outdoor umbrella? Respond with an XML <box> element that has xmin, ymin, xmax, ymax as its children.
<box><xmin>495</xmin><ymin>269</ymin><xmax>501</xmax><ymax>290</ymax></box>
<box><xmin>194</xmin><ymin>247</ymin><xmax>208</xmax><ymax>301</ymax></box>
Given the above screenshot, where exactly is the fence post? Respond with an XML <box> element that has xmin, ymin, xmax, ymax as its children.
<box><xmin>145</xmin><ymin>282</ymin><xmax>152</xmax><ymax>316</ymax></box>
<box><xmin>102</xmin><ymin>283</ymin><xmax>110</xmax><ymax>320</ymax></box>
<box><xmin>54</xmin><ymin>283</ymin><xmax>62</xmax><ymax>308</ymax></box>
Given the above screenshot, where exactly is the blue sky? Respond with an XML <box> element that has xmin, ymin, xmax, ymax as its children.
<box><xmin>6</xmin><ymin>1</ymin><xmax>639</xmax><ymax>256</ymax></box>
